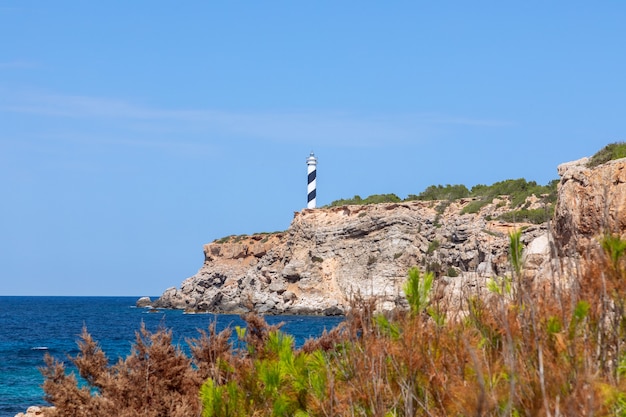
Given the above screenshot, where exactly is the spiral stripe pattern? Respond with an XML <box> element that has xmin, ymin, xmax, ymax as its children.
<box><xmin>306</xmin><ymin>153</ymin><xmax>317</xmax><ymax>209</ymax></box>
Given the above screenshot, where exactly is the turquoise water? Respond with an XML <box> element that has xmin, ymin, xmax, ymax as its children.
<box><xmin>0</xmin><ymin>297</ymin><xmax>342</xmax><ymax>417</ymax></box>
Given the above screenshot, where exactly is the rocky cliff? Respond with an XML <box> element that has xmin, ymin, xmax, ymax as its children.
<box><xmin>151</xmin><ymin>157</ymin><xmax>626</xmax><ymax>315</ymax></box>
<box><xmin>554</xmin><ymin>157</ymin><xmax>626</xmax><ymax>257</ymax></box>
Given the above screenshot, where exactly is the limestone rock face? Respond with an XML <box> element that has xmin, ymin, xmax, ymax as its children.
<box><xmin>554</xmin><ymin>157</ymin><xmax>626</xmax><ymax>256</ymax></box>
<box><xmin>154</xmin><ymin>200</ymin><xmax>547</xmax><ymax>315</ymax></box>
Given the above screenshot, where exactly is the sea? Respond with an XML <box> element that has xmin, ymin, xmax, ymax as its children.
<box><xmin>0</xmin><ymin>297</ymin><xmax>343</xmax><ymax>417</ymax></box>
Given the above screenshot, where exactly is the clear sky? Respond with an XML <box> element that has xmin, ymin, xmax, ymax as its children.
<box><xmin>1</xmin><ymin>2</ymin><xmax>624</xmax><ymax>296</ymax></box>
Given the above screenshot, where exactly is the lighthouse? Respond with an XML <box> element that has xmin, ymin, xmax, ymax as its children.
<box><xmin>306</xmin><ymin>152</ymin><xmax>317</xmax><ymax>209</ymax></box>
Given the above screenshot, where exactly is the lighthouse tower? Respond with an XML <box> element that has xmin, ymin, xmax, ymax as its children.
<box><xmin>306</xmin><ymin>152</ymin><xmax>317</xmax><ymax>209</ymax></box>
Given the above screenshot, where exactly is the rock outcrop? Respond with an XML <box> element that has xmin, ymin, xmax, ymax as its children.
<box><xmin>153</xmin><ymin>203</ymin><xmax>547</xmax><ymax>315</ymax></box>
<box><xmin>152</xmin><ymin>157</ymin><xmax>626</xmax><ymax>316</ymax></box>
<box><xmin>554</xmin><ymin>157</ymin><xmax>626</xmax><ymax>257</ymax></box>
<box><xmin>136</xmin><ymin>296</ymin><xmax>152</xmax><ymax>308</ymax></box>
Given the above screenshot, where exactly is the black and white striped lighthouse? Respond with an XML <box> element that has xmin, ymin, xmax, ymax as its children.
<box><xmin>306</xmin><ymin>152</ymin><xmax>317</xmax><ymax>209</ymax></box>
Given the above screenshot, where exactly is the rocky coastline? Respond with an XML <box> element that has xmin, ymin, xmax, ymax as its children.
<box><xmin>18</xmin><ymin>155</ymin><xmax>626</xmax><ymax>417</ymax></box>
<box><xmin>142</xmin><ymin>156</ymin><xmax>626</xmax><ymax>317</ymax></box>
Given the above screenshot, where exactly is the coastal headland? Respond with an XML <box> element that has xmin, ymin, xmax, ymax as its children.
<box><xmin>148</xmin><ymin>155</ymin><xmax>626</xmax><ymax>316</ymax></box>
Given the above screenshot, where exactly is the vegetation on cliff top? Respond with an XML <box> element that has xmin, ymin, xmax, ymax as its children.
<box><xmin>328</xmin><ymin>178</ymin><xmax>558</xmax><ymax>224</ymax></box>
<box><xmin>328</xmin><ymin>193</ymin><xmax>402</xmax><ymax>207</ymax></box>
<box><xmin>587</xmin><ymin>141</ymin><xmax>626</xmax><ymax>168</ymax></box>
<box><xmin>330</xmin><ymin>179</ymin><xmax>557</xmax><ymax>208</ymax></box>
<box><xmin>40</xmin><ymin>232</ymin><xmax>626</xmax><ymax>416</ymax></box>
<box><xmin>326</xmin><ymin>143</ymin><xmax>625</xmax><ymax>224</ymax></box>
<box><xmin>460</xmin><ymin>178</ymin><xmax>557</xmax><ymax>218</ymax></box>
<box><xmin>213</xmin><ymin>231</ymin><xmax>283</xmax><ymax>244</ymax></box>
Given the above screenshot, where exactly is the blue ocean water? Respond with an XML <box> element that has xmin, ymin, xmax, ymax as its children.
<box><xmin>0</xmin><ymin>297</ymin><xmax>343</xmax><ymax>417</ymax></box>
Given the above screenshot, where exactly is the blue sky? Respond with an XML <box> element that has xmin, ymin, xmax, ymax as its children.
<box><xmin>1</xmin><ymin>2</ymin><xmax>624</xmax><ymax>296</ymax></box>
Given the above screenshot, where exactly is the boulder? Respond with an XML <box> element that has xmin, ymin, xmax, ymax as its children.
<box><xmin>14</xmin><ymin>406</ymin><xmax>53</xmax><ymax>417</ymax></box>
<box><xmin>283</xmin><ymin>291</ymin><xmax>297</xmax><ymax>303</ymax></box>
<box><xmin>135</xmin><ymin>296</ymin><xmax>152</xmax><ymax>308</ymax></box>
<box><xmin>524</xmin><ymin>233</ymin><xmax>552</xmax><ymax>269</ymax></box>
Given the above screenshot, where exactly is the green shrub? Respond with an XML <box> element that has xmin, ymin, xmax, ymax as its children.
<box><xmin>434</xmin><ymin>201</ymin><xmax>451</xmax><ymax>214</ymax></box>
<box><xmin>543</xmin><ymin>179</ymin><xmax>559</xmax><ymax>203</ymax></box>
<box><xmin>497</xmin><ymin>206</ymin><xmax>554</xmax><ymax>224</ymax></box>
<box><xmin>403</xmin><ymin>267</ymin><xmax>434</xmax><ymax>315</ymax></box>
<box><xmin>328</xmin><ymin>195</ymin><xmax>363</xmax><ymax>206</ymax></box>
<box><xmin>460</xmin><ymin>179</ymin><xmax>558</xmax><ymax>214</ymax></box>
<box><xmin>364</xmin><ymin>193</ymin><xmax>401</xmax><ymax>204</ymax></box>
<box><xmin>201</xmin><ymin>331</ymin><xmax>327</xmax><ymax>417</ymax></box>
<box><xmin>601</xmin><ymin>232</ymin><xmax>626</xmax><ymax>271</ymax></box>
<box><xmin>426</xmin><ymin>240</ymin><xmax>440</xmax><ymax>254</ymax></box>
<box><xmin>426</xmin><ymin>261</ymin><xmax>442</xmax><ymax>276</ymax></box>
<box><xmin>587</xmin><ymin>142</ymin><xmax>626</xmax><ymax>168</ymax></box>
<box><xmin>461</xmin><ymin>199</ymin><xmax>490</xmax><ymax>214</ymax></box>
<box><xmin>216</xmin><ymin>232</ymin><xmax>283</xmax><ymax>245</ymax></box>
<box><xmin>474</xmin><ymin>179</ymin><xmax>553</xmax><ymax>208</ymax></box>
<box><xmin>408</xmin><ymin>184</ymin><xmax>470</xmax><ymax>201</ymax></box>
<box><xmin>446</xmin><ymin>267</ymin><xmax>459</xmax><ymax>277</ymax></box>
<box><xmin>328</xmin><ymin>193</ymin><xmax>401</xmax><ymax>207</ymax></box>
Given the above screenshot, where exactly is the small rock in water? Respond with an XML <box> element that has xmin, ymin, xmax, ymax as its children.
<box><xmin>15</xmin><ymin>405</ymin><xmax>53</xmax><ymax>417</ymax></box>
<box><xmin>136</xmin><ymin>296</ymin><xmax>152</xmax><ymax>308</ymax></box>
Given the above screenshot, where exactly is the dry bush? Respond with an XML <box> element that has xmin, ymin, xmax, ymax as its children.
<box><xmin>41</xmin><ymin>322</ymin><xmax>234</xmax><ymax>417</ymax></box>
